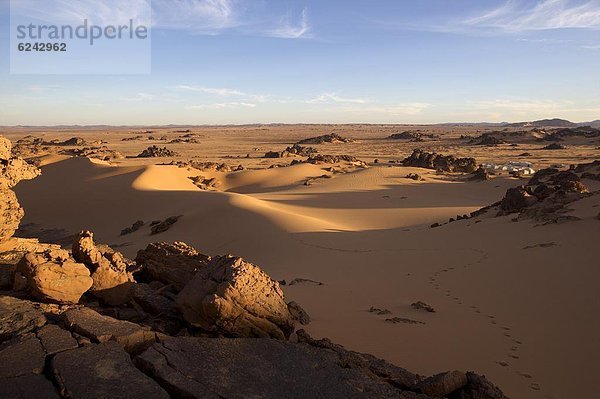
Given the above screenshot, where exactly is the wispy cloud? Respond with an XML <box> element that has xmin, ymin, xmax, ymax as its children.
<box><xmin>175</xmin><ymin>85</ymin><xmax>246</xmax><ymax>96</ymax></box>
<box><xmin>464</xmin><ymin>0</ymin><xmax>600</xmax><ymax>32</ymax></box>
<box><xmin>581</xmin><ymin>43</ymin><xmax>600</xmax><ymax>49</ymax></box>
<box><xmin>306</xmin><ymin>93</ymin><xmax>370</xmax><ymax>104</ymax></box>
<box><xmin>11</xmin><ymin>0</ymin><xmax>311</xmax><ymax>39</ymax></box>
<box><xmin>152</xmin><ymin>0</ymin><xmax>235</xmax><ymax>31</ymax></box>
<box><xmin>266</xmin><ymin>8</ymin><xmax>311</xmax><ymax>39</ymax></box>
<box><xmin>185</xmin><ymin>102</ymin><xmax>256</xmax><ymax>110</ymax></box>
<box><xmin>326</xmin><ymin>103</ymin><xmax>430</xmax><ymax>116</ymax></box>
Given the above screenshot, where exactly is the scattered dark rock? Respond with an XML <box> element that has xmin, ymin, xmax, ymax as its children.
<box><xmin>541</xmin><ymin>143</ymin><xmax>566</xmax><ymax>150</ymax></box>
<box><xmin>500</xmin><ymin>186</ymin><xmax>537</xmax><ymax>213</ymax></box>
<box><xmin>120</xmin><ymin>220</ymin><xmax>145</xmax><ymax>236</ymax></box>
<box><xmin>411</xmin><ymin>301</ymin><xmax>435</xmax><ymax>313</ymax></box>
<box><xmin>150</xmin><ymin>216</ymin><xmax>182</xmax><ymax>235</ymax></box>
<box><xmin>369</xmin><ymin>307</ymin><xmax>392</xmax><ymax>315</ymax></box>
<box><xmin>469</xmin><ymin>167</ymin><xmax>491</xmax><ymax>181</ymax></box>
<box><xmin>385</xmin><ymin>317</ymin><xmax>425</xmax><ymax>325</ymax></box>
<box><xmin>406</xmin><ymin>173</ymin><xmax>422</xmax><ymax>181</ymax></box>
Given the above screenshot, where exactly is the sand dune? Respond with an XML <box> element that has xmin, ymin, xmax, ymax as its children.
<box><xmin>12</xmin><ymin>137</ymin><xmax>600</xmax><ymax>399</ymax></box>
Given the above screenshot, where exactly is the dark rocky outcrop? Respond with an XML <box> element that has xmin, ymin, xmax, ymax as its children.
<box><xmin>150</xmin><ymin>215</ymin><xmax>182</xmax><ymax>235</ymax></box>
<box><xmin>0</xmin><ymin>296</ymin><xmax>46</xmax><ymax>342</ymax></box>
<box><xmin>297</xmin><ymin>133</ymin><xmax>353</xmax><ymax>144</ymax></box>
<box><xmin>135</xmin><ymin>242</ymin><xmax>210</xmax><ymax>291</ymax></box>
<box><xmin>402</xmin><ymin>150</ymin><xmax>477</xmax><ymax>173</ymax></box>
<box><xmin>137</xmin><ymin>146</ymin><xmax>179</xmax><ymax>158</ymax></box>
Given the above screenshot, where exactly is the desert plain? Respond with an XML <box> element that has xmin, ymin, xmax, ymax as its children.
<box><xmin>1</xmin><ymin>122</ymin><xmax>599</xmax><ymax>399</ymax></box>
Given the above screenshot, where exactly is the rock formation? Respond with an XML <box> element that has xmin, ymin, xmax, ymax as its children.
<box><xmin>72</xmin><ymin>231</ymin><xmax>134</xmax><ymax>305</ymax></box>
<box><xmin>176</xmin><ymin>255</ymin><xmax>295</xmax><ymax>339</ymax></box>
<box><xmin>14</xmin><ymin>249</ymin><xmax>93</xmax><ymax>304</ymax></box>
<box><xmin>135</xmin><ymin>241</ymin><xmax>210</xmax><ymax>291</ymax></box>
<box><xmin>1</xmin><ymin>136</ymin><xmax>41</xmax><ymax>244</ymax></box>
<box><xmin>137</xmin><ymin>146</ymin><xmax>179</xmax><ymax>158</ymax></box>
<box><xmin>297</xmin><ymin>133</ymin><xmax>353</xmax><ymax>144</ymax></box>
<box><xmin>402</xmin><ymin>149</ymin><xmax>477</xmax><ymax>173</ymax></box>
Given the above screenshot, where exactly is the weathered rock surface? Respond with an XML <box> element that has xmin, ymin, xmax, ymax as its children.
<box><xmin>72</xmin><ymin>231</ymin><xmax>134</xmax><ymax>305</ymax></box>
<box><xmin>416</xmin><ymin>371</ymin><xmax>468</xmax><ymax>397</ymax></box>
<box><xmin>15</xmin><ymin>249</ymin><xmax>93</xmax><ymax>304</ymax></box>
<box><xmin>36</xmin><ymin>324</ymin><xmax>78</xmax><ymax>355</ymax></box>
<box><xmin>288</xmin><ymin>300</ymin><xmax>311</xmax><ymax>325</ymax></box>
<box><xmin>52</xmin><ymin>342</ymin><xmax>169</xmax><ymax>399</ymax></box>
<box><xmin>499</xmin><ymin>186</ymin><xmax>537</xmax><ymax>212</ymax></box>
<box><xmin>1</xmin><ymin>135</ymin><xmax>41</xmax><ymax>244</ymax></box>
<box><xmin>0</xmin><ymin>334</ymin><xmax>46</xmax><ymax>378</ymax></box>
<box><xmin>63</xmin><ymin>307</ymin><xmax>158</xmax><ymax>353</ymax></box>
<box><xmin>0</xmin><ymin>374</ymin><xmax>60</xmax><ymax>399</ymax></box>
<box><xmin>135</xmin><ymin>241</ymin><xmax>210</xmax><ymax>291</ymax></box>
<box><xmin>176</xmin><ymin>255</ymin><xmax>295</xmax><ymax>339</ymax></box>
<box><xmin>402</xmin><ymin>150</ymin><xmax>477</xmax><ymax>173</ymax></box>
<box><xmin>449</xmin><ymin>372</ymin><xmax>509</xmax><ymax>399</ymax></box>
<box><xmin>0</xmin><ymin>296</ymin><xmax>46</xmax><ymax>342</ymax></box>
<box><xmin>131</xmin><ymin>283</ymin><xmax>175</xmax><ymax>316</ymax></box>
<box><xmin>135</xmin><ymin>336</ymin><xmax>419</xmax><ymax>399</ymax></box>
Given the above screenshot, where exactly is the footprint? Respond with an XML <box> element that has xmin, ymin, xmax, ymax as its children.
<box><xmin>502</xmin><ymin>327</ymin><xmax>511</xmax><ymax>331</ymax></box>
<box><xmin>530</xmin><ymin>383</ymin><xmax>541</xmax><ymax>391</ymax></box>
<box><xmin>496</xmin><ymin>361</ymin><xmax>509</xmax><ymax>367</ymax></box>
<box><xmin>510</xmin><ymin>346</ymin><xmax>519</xmax><ymax>352</ymax></box>
<box><xmin>510</xmin><ymin>354</ymin><xmax>520</xmax><ymax>359</ymax></box>
<box><xmin>513</xmin><ymin>339</ymin><xmax>523</xmax><ymax>344</ymax></box>
<box><xmin>518</xmin><ymin>372</ymin><xmax>532</xmax><ymax>379</ymax></box>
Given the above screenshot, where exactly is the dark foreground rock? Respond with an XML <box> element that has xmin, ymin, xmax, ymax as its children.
<box><xmin>137</xmin><ymin>145</ymin><xmax>179</xmax><ymax>158</ymax></box>
<box><xmin>52</xmin><ymin>342</ymin><xmax>169</xmax><ymax>399</ymax></box>
<box><xmin>135</xmin><ymin>241</ymin><xmax>210</xmax><ymax>291</ymax></box>
<box><xmin>135</xmin><ymin>336</ymin><xmax>416</xmax><ymax>399</ymax></box>
<box><xmin>0</xmin><ymin>296</ymin><xmax>46</xmax><ymax>342</ymax></box>
<box><xmin>63</xmin><ymin>307</ymin><xmax>158</xmax><ymax>353</ymax></box>
<box><xmin>297</xmin><ymin>133</ymin><xmax>353</xmax><ymax>144</ymax></box>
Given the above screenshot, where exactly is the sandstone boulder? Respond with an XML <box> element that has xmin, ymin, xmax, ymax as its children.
<box><xmin>135</xmin><ymin>241</ymin><xmax>210</xmax><ymax>291</ymax></box>
<box><xmin>14</xmin><ymin>250</ymin><xmax>93</xmax><ymax>304</ymax></box>
<box><xmin>0</xmin><ymin>136</ymin><xmax>11</xmax><ymax>160</ymax></box>
<box><xmin>72</xmin><ymin>231</ymin><xmax>134</xmax><ymax>305</ymax></box>
<box><xmin>176</xmin><ymin>255</ymin><xmax>295</xmax><ymax>339</ymax></box>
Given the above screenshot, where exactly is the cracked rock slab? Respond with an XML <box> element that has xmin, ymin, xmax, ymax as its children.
<box><xmin>63</xmin><ymin>307</ymin><xmax>157</xmax><ymax>353</ymax></box>
<box><xmin>135</xmin><ymin>337</ymin><xmax>424</xmax><ymax>399</ymax></box>
<box><xmin>52</xmin><ymin>341</ymin><xmax>169</xmax><ymax>399</ymax></box>
<box><xmin>0</xmin><ymin>295</ymin><xmax>46</xmax><ymax>342</ymax></box>
<box><xmin>36</xmin><ymin>324</ymin><xmax>78</xmax><ymax>355</ymax></box>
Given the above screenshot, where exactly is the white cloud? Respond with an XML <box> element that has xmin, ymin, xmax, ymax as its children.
<box><xmin>266</xmin><ymin>8</ymin><xmax>311</xmax><ymax>39</ymax></box>
<box><xmin>464</xmin><ymin>0</ymin><xmax>600</xmax><ymax>32</ymax></box>
<box><xmin>152</xmin><ymin>0</ymin><xmax>235</xmax><ymax>31</ymax></box>
<box><xmin>582</xmin><ymin>43</ymin><xmax>600</xmax><ymax>49</ymax></box>
<box><xmin>327</xmin><ymin>103</ymin><xmax>430</xmax><ymax>116</ymax></box>
<box><xmin>306</xmin><ymin>93</ymin><xmax>370</xmax><ymax>104</ymax></box>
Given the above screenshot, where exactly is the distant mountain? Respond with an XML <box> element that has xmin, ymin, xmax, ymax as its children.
<box><xmin>579</xmin><ymin>120</ymin><xmax>600</xmax><ymax>128</ymax></box>
<box><xmin>504</xmin><ymin>118</ymin><xmax>577</xmax><ymax>128</ymax></box>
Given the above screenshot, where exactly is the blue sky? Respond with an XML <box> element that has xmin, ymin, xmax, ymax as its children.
<box><xmin>0</xmin><ymin>0</ymin><xmax>599</xmax><ymax>125</ymax></box>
